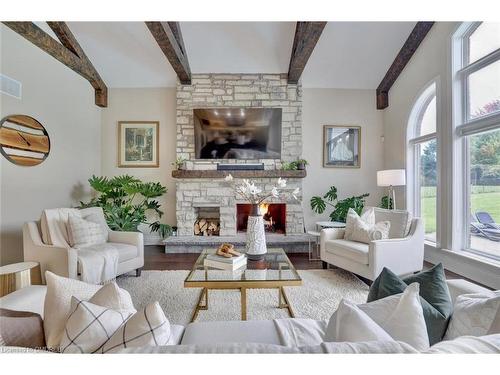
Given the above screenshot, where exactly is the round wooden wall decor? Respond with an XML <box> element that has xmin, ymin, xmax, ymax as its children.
<box><xmin>0</xmin><ymin>115</ymin><xmax>50</xmax><ymax>166</ymax></box>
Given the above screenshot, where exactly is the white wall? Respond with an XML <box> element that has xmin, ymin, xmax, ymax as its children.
<box><xmin>100</xmin><ymin>88</ymin><xmax>177</xmax><ymax>238</ymax></box>
<box><xmin>302</xmin><ymin>88</ymin><xmax>385</xmax><ymax>230</ymax></box>
<box><xmin>0</xmin><ymin>25</ymin><xmax>101</xmax><ymax>265</ymax></box>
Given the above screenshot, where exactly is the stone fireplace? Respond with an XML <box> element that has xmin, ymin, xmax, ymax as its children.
<box><xmin>173</xmin><ymin>73</ymin><xmax>304</xmax><ymax>237</ymax></box>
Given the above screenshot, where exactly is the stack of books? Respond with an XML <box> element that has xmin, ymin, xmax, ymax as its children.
<box><xmin>203</xmin><ymin>253</ymin><xmax>247</xmax><ymax>270</ymax></box>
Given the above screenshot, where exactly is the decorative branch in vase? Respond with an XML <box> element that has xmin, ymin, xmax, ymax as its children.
<box><xmin>224</xmin><ymin>174</ymin><xmax>300</xmax><ymax>260</ymax></box>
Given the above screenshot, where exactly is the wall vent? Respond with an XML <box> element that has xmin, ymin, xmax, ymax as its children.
<box><xmin>0</xmin><ymin>74</ymin><xmax>22</xmax><ymax>99</ymax></box>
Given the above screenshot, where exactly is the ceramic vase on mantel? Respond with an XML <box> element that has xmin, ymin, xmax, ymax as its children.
<box><xmin>245</xmin><ymin>204</ymin><xmax>267</xmax><ymax>261</ymax></box>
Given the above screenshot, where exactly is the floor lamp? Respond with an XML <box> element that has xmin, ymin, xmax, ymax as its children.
<box><xmin>377</xmin><ymin>169</ymin><xmax>406</xmax><ymax>210</ymax></box>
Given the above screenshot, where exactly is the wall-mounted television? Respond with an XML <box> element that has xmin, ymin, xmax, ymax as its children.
<box><xmin>193</xmin><ymin>108</ymin><xmax>282</xmax><ymax>159</ymax></box>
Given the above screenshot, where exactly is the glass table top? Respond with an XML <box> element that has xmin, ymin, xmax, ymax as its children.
<box><xmin>185</xmin><ymin>248</ymin><xmax>301</xmax><ymax>283</ymax></box>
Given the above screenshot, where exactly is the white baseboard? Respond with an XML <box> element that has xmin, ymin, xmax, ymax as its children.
<box><xmin>425</xmin><ymin>245</ymin><xmax>500</xmax><ymax>289</ymax></box>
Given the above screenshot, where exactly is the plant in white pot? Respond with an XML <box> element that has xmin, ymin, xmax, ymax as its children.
<box><xmin>225</xmin><ymin>174</ymin><xmax>300</xmax><ymax>260</ymax></box>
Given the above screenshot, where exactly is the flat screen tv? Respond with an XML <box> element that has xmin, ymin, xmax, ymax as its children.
<box><xmin>193</xmin><ymin>108</ymin><xmax>282</xmax><ymax>159</ymax></box>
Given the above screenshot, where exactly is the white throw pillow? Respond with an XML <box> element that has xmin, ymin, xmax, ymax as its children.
<box><xmin>344</xmin><ymin>208</ymin><xmax>374</xmax><ymax>240</ymax></box>
<box><xmin>326</xmin><ymin>283</ymin><xmax>429</xmax><ymax>350</ymax></box>
<box><xmin>344</xmin><ymin>208</ymin><xmax>390</xmax><ymax>244</ymax></box>
<box><xmin>43</xmin><ymin>271</ymin><xmax>136</xmax><ymax>350</ymax></box>
<box><xmin>332</xmin><ymin>299</ymin><xmax>394</xmax><ymax>343</ymax></box>
<box><xmin>67</xmin><ymin>215</ymin><xmax>107</xmax><ymax>248</ymax></box>
<box><xmin>444</xmin><ymin>291</ymin><xmax>500</xmax><ymax>340</ymax></box>
<box><xmin>60</xmin><ymin>297</ymin><xmax>133</xmax><ymax>353</ymax></box>
<box><xmin>102</xmin><ymin>302</ymin><xmax>171</xmax><ymax>353</ymax></box>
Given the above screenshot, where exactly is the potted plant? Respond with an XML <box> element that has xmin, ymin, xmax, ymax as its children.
<box><xmin>296</xmin><ymin>159</ymin><xmax>308</xmax><ymax>170</ymax></box>
<box><xmin>79</xmin><ymin>175</ymin><xmax>173</xmax><ymax>238</ymax></box>
<box><xmin>173</xmin><ymin>157</ymin><xmax>187</xmax><ymax>170</ymax></box>
<box><xmin>310</xmin><ymin>185</ymin><xmax>369</xmax><ymax>222</ymax></box>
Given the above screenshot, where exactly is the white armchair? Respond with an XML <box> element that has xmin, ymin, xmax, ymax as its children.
<box><xmin>23</xmin><ymin>207</ymin><xmax>144</xmax><ymax>283</ymax></box>
<box><xmin>320</xmin><ymin>208</ymin><xmax>424</xmax><ymax>281</ymax></box>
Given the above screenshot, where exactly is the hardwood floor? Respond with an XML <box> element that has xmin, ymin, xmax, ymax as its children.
<box><xmin>144</xmin><ymin>245</ymin><xmax>471</xmax><ymax>280</ymax></box>
<box><xmin>144</xmin><ymin>245</ymin><xmax>323</xmax><ymax>270</ymax></box>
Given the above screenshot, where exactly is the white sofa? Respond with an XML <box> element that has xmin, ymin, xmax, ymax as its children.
<box><xmin>1</xmin><ymin>278</ymin><xmax>499</xmax><ymax>353</ymax></box>
<box><xmin>320</xmin><ymin>207</ymin><xmax>424</xmax><ymax>281</ymax></box>
<box><xmin>23</xmin><ymin>207</ymin><xmax>144</xmax><ymax>283</ymax></box>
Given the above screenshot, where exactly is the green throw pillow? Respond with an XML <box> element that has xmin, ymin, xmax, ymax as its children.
<box><xmin>367</xmin><ymin>263</ymin><xmax>452</xmax><ymax>346</ymax></box>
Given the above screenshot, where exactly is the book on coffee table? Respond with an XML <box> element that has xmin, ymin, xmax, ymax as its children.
<box><xmin>203</xmin><ymin>254</ymin><xmax>247</xmax><ymax>270</ymax></box>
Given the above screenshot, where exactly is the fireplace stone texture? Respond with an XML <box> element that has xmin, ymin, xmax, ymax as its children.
<box><xmin>175</xmin><ymin>74</ymin><xmax>304</xmax><ymax>236</ymax></box>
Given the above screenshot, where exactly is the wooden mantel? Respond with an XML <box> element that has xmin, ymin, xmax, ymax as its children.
<box><xmin>172</xmin><ymin>169</ymin><xmax>307</xmax><ymax>179</ymax></box>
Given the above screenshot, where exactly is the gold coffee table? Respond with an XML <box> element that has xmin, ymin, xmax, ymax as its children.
<box><xmin>184</xmin><ymin>248</ymin><xmax>302</xmax><ymax>322</ymax></box>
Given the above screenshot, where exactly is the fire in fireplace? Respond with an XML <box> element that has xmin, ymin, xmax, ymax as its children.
<box><xmin>236</xmin><ymin>203</ymin><xmax>286</xmax><ymax>234</ymax></box>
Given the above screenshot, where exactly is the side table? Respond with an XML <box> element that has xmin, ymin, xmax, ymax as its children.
<box><xmin>0</xmin><ymin>261</ymin><xmax>42</xmax><ymax>297</ymax></box>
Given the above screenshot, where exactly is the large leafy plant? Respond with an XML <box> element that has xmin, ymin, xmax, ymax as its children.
<box><xmin>310</xmin><ymin>186</ymin><xmax>369</xmax><ymax>222</ymax></box>
<box><xmin>80</xmin><ymin>175</ymin><xmax>172</xmax><ymax>238</ymax></box>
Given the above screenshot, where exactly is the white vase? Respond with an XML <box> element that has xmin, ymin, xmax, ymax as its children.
<box><xmin>246</xmin><ymin>214</ymin><xmax>267</xmax><ymax>261</ymax></box>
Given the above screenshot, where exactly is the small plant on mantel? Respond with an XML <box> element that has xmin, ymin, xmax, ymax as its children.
<box><xmin>79</xmin><ymin>175</ymin><xmax>173</xmax><ymax>238</ymax></box>
<box><xmin>281</xmin><ymin>159</ymin><xmax>308</xmax><ymax>171</ymax></box>
<box><xmin>172</xmin><ymin>156</ymin><xmax>187</xmax><ymax>170</ymax></box>
<box><xmin>310</xmin><ymin>185</ymin><xmax>369</xmax><ymax>222</ymax></box>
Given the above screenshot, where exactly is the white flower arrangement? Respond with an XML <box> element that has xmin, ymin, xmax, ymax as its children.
<box><xmin>224</xmin><ymin>174</ymin><xmax>300</xmax><ymax>205</ymax></box>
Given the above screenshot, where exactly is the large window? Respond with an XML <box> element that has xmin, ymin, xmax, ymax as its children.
<box><xmin>454</xmin><ymin>22</ymin><xmax>500</xmax><ymax>260</ymax></box>
<box><xmin>408</xmin><ymin>82</ymin><xmax>438</xmax><ymax>243</ymax></box>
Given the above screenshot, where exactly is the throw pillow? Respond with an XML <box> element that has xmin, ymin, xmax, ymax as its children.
<box><xmin>326</xmin><ymin>283</ymin><xmax>429</xmax><ymax>351</ymax></box>
<box><xmin>0</xmin><ymin>308</ymin><xmax>45</xmax><ymax>349</ymax></box>
<box><xmin>444</xmin><ymin>291</ymin><xmax>500</xmax><ymax>340</ymax></box>
<box><xmin>43</xmin><ymin>271</ymin><xmax>136</xmax><ymax>350</ymax></box>
<box><xmin>344</xmin><ymin>208</ymin><xmax>374</xmax><ymax>240</ymax></box>
<box><xmin>60</xmin><ymin>297</ymin><xmax>133</xmax><ymax>353</ymax></box>
<box><xmin>349</xmin><ymin>218</ymin><xmax>391</xmax><ymax>243</ymax></box>
<box><xmin>101</xmin><ymin>302</ymin><xmax>171</xmax><ymax>353</ymax></box>
<box><xmin>367</xmin><ymin>264</ymin><xmax>453</xmax><ymax>345</ymax></box>
<box><xmin>332</xmin><ymin>299</ymin><xmax>394</xmax><ymax>343</ymax></box>
<box><xmin>67</xmin><ymin>214</ymin><xmax>107</xmax><ymax>248</ymax></box>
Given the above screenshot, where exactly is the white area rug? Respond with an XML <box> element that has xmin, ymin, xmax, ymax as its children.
<box><xmin>117</xmin><ymin>269</ymin><xmax>369</xmax><ymax>325</ymax></box>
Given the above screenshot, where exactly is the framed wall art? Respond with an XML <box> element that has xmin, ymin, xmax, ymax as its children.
<box><xmin>323</xmin><ymin>125</ymin><xmax>361</xmax><ymax>168</ymax></box>
<box><xmin>118</xmin><ymin>121</ymin><xmax>159</xmax><ymax>168</ymax></box>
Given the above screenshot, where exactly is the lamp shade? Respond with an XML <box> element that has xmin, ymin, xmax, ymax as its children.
<box><xmin>377</xmin><ymin>169</ymin><xmax>406</xmax><ymax>187</ymax></box>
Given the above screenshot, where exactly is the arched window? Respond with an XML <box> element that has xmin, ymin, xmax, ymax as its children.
<box><xmin>407</xmin><ymin>81</ymin><xmax>438</xmax><ymax>243</ymax></box>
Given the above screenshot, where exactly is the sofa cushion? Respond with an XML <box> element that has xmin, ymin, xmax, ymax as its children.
<box><xmin>325</xmin><ymin>239</ymin><xmax>369</xmax><ymax>265</ymax></box>
<box><xmin>367</xmin><ymin>264</ymin><xmax>452</xmax><ymax>345</ymax></box>
<box><xmin>60</xmin><ymin>297</ymin><xmax>133</xmax><ymax>353</ymax></box>
<box><xmin>181</xmin><ymin>320</ymin><xmax>282</xmax><ymax>346</ymax></box>
<box><xmin>368</xmin><ymin>207</ymin><xmax>412</xmax><ymax>238</ymax></box>
<box><xmin>344</xmin><ymin>208</ymin><xmax>374</xmax><ymax>240</ymax></box>
<box><xmin>327</xmin><ymin>283</ymin><xmax>429</xmax><ymax>351</ymax></box>
<box><xmin>444</xmin><ymin>291</ymin><xmax>500</xmax><ymax>340</ymax></box>
<box><xmin>68</xmin><ymin>215</ymin><xmax>107</xmax><ymax>248</ymax></box>
<box><xmin>40</xmin><ymin>208</ymin><xmax>79</xmax><ymax>246</ymax></box>
<box><xmin>79</xmin><ymin>207</ymin><xmax>109</xmax><ymax>242</ymax></box>
<box><xmin>102</xmin><ymin>302</ymin><xmax>171</xmax><ymax>353</ymax></box>
<box><xmin>43</xmin><ymin>271</ymin><xmax>135</xmax><ymax>350</ymax></box>
<box><xmin>0</xmin><ymin>308</ymin><xmax>45</xmax><ymax>349</ymax></box>
<box><xmin>82</xmin><ymin>242</ymin><xmax>138</xmax><ymax>263</ymax></box>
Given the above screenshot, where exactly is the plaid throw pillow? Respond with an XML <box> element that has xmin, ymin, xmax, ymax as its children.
<box><xmin>60</xmin><ymin>297</ymin><xmax>133</xmax><ymax>353</ymax></box>
<box><xmin>102</xmin><ymin>302</ymin><xmax>171</xmax><ymax>353</ymax></box>
<box><xmin>67</xmin><ymin>215</ymin><xmax>106</xmax><ymax>248</ymax></box>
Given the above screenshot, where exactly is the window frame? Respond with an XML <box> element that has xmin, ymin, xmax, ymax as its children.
<box><xmin>407</xmin><ymin>79</ymin><xmax>440</xmax><ymax>246</ymax></box>
<box><xmin>452</xmin><ymin>22</ymin><xmax>500</xmax><ymax>258</ymax></box>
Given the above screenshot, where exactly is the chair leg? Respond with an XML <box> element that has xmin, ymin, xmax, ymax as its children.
<box><xmin>322</xmin><ymin>261</ymin><xmax>328</xmax><ymax>270</ymax></box>
<box><xmin>135</xmin><ymin>268</ymin><xmax>142</xmax><ymax>277</ymax></box>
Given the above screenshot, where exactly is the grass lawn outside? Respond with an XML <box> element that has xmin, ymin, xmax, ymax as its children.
<box><xmin>421</xmin><ymin>186</ymin><xmax>500</xmax><ymax>234</ymax></box>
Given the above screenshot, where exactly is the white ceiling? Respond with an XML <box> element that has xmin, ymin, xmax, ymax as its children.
<box><xmin>36</xmin><ymin>22</ymin><xmax>417</xmax><ymax>89</ymax></box>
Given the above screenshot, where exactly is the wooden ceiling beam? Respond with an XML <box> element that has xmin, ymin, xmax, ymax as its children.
<box><xmin>2</xmin><ymin>21</ymin><xmax>107</xmax><ymax>107</ymax></box>
<box><xmin>287</xmin><ymin>22</ymin><xmax>327</xmax><ymax>84</ymax></box>
<box><xmin>145</xmin><ymin>21</ymin><xmax>191</xmax><ymax>84</ymax></box>
<box><xmin>376</xmin><ymin>22</ymin><xmax>434</xmax><ymax>110</ymax></box>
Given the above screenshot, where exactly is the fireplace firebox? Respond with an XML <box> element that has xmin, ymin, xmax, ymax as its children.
<box><xmin>236</xmin><ymin>203</ymin><xmax>286</xmax><ymax>234</ymax></box>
